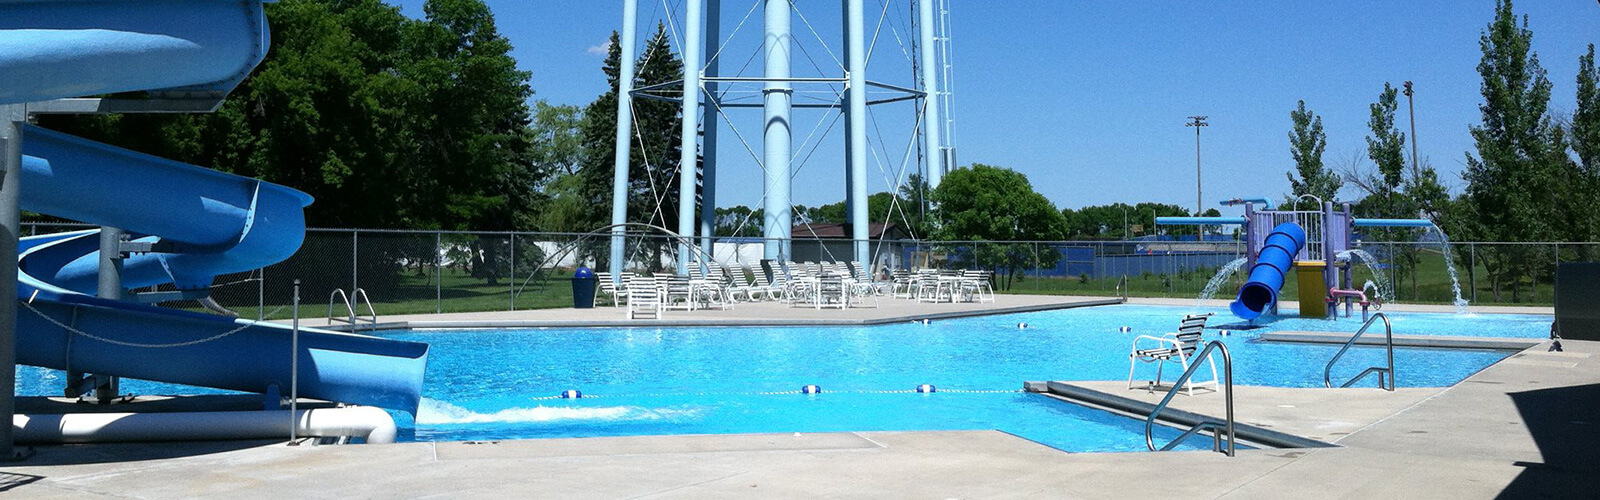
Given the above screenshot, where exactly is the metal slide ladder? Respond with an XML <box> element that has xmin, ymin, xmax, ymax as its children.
<box><xmin>1324</xmin><ymin>313</ymin><xmax>1395</xmax><ymax>390</ymax></box>
<box><xmin>327</xmin><ymin>288</ymin><xmax>378</xmax><ymax>332</ymax></box>
<box><xmin>1145</xmin><ymin>340</ymin><xmax>1236</xmax><ymax>456</ymax></box>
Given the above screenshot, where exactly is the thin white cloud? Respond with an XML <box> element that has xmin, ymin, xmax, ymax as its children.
<box><xmin>585</xmin><ymin>40</ymin><xmax>612</xmax><ymax>56</ymax></box>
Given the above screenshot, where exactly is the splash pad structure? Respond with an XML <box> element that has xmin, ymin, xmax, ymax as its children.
<box><xmin>1160</xmin><ymin>198</ymin><xmax>1444</xmax><ymax>321</ymax></box>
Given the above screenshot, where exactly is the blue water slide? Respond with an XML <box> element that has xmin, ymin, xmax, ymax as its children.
<box><xmin>0</xmin><ymin>0</ymin><xmax>269</xmax><ymax>105</ymax></box>
<box><xmin>13</xmin><ymin>127</ymin><xmax>428</xmax><ymax>414</ymax></box>
<box><xmin>1230</xmin><ymin>222</ymin><xmax>1307</xmax><ymax>320</ymax></box>
<box><xmin>0</xmin><ymin>0</ymin><xmax>426</xmax><ymax>414</ymax></box>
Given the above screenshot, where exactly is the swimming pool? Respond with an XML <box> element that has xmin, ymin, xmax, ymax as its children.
<box><xmin>14</xmin><ymin>304</ymin><xmax>1545</xmax><ymax>451</ymax></box>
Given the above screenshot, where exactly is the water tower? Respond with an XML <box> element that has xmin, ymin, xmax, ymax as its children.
<box><xmin>607</xmin><ymin>0</ymin><xmax>956</xmax><ymax>276</ymax></box>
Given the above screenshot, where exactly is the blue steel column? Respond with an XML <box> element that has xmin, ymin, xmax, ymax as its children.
<box><xmin>609</xmin><ymin>0</ymin><xmax>640</xmax><ymax>277</ymax></box>
<box><xmin>845</xmin><ymin>0</ymin><xmax>869</xmax><ymax>263</ymax></box>
<box><xmin>762</xmin><ymin>0</ymin><xmax>792</xmax><ymax>260</ymax></box>
<box><xmin>917</xmin><ymin>0</ymin><xmax>944</xmax><ymax>187</ymax></box>
<box><xmin>699</xmin><ymin>0</ymin><xmax>721</xmax><ymax>261</ymax></box>
<box><xmin>676</xmin><ymin>0</ymin><xmax>704</xmax><ymax>275</ymax></box>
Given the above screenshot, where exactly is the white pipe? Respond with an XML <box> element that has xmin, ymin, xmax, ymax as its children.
<box><xmin>14</xmin><ymin>406</ymin><xmax>397</xmax><ymax>445</ymax></box>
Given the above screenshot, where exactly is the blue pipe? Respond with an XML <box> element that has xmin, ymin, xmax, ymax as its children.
<box><xmin>1155</xmin><ymin>216</ymin><xmax>1248</xmax><ymax>226</ymax></box>
<box><xmin>1231</xmin><ymin>222</ymin><xmax>1306</xmax><ymax>320</ymax></box>
<box><xmin>1218</xmin><ymin>197</ymin><xmax>1275</xmax><ymax>210</ymax></box>
<box><xmin>1353</xmin><ymin>218</ymin><xmax>1435</xmax><ymax>228</ymax></box>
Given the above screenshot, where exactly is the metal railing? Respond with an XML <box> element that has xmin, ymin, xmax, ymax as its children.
<box><xmin>1145</xmin><ymin>340</ymin><xmax>1235</xmax><ymax>457</ymax></box>
<box><xmin>1323</xmin><ymin>313</ymin><xmax>1394</xmax><ymax>391</ymax></box>
<box><xmin>327</xmin><ymin>288</ymin><xmax>377</xmax><ymax>331</ymax></box>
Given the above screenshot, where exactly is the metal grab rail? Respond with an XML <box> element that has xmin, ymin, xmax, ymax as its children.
<box><xmin>1323</xmin><ymin>313</ymin><xmax>1394</xmax><ymax>391</ymax></box>
<box><xmin>1145</xmin><ymin>340</ymin><xmax>1235</xmax><ymax>456</ymax></box>
<box><xmin>327</xmin><ymin>288</ymin><xmax>378</xmax><ymax>332</ymax></box>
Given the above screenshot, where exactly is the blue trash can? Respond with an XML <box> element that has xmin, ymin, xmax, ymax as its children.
<box><xmin>572</xmin><ymin>267</ymin><xmax>597</xmax><ymax>309</ymax></box>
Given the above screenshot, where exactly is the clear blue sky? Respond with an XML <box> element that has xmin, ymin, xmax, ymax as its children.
<box><xmin>389</xmin><ymin>1</ymin><xmax>1600</xmax><ymax>216</ymax></box>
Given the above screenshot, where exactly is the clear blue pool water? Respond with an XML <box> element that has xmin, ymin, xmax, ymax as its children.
<box><xmin>14</xmin><ymin>304</ymin><xmax>1547</xmax><ymax>452</ymax></box>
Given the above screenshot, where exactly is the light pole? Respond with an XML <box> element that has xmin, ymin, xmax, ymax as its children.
<box><xmin>1186</xmin><ymin>116</ymin><xmax>1208</xmax><ymax>216</ymax></box>
<box><xmin>1121</xmin><ymin>205</ymin><xmax>1129</xmax><ymax>239</ymax></box>
<box><xmin>1403</xmin><ymin>82</ymin><xmax>1419</xmax><ymax>180</ymax></box>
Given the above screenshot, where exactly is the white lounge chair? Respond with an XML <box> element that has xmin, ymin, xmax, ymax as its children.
<box><xmin>1128</xmin><ymin>313</ymin><xmax>1218</xmax><ymax>395</ymax></box>
<box><xmin>626</xmin><ymin>276</ymin><xmax>664</xmax><ymax>319</ymax></box>
<box><xmin>596</xmin><ymin>271</ymin><xmax>632</xmax><ymax>307</ymax></box>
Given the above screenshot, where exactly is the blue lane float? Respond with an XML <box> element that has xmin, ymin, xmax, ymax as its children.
<box><xmin>915</xmin><ymin>384</ymin><xmax>936</xmax><ymax>393</ymax></box>
<box><xmin>1230</xmin><ymin>222</ymin><xmax>1307</xmax><ymax>321</ymax></box>
<box><xmin>560</xmin><ymin>390</ymin><xmax>583</xmax><ymax>399</ymax></box>
<box><xmin>800</xmin><ymin>385</ymin><xmax>822</xmax><ymax>394</ymax></box>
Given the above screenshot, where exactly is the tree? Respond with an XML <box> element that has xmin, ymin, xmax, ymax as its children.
<box><xmin>573</xmin><ymin>26</ymin><xmax>693</xmax><ymax>270</ymax></box>
<box><xmin>929</xmin><ymin>164</ymin><xmax>1067</xmax><ymax>289</ymax></box>
<box><xmin>1571</xmin><ymin>44</ymin><xmax>1600</xmax><ymax>247</ymax></box>
<box><xmin>1460</xmin><ymin>0</ymin><xmax>1568</xmax><ymax>301</ymax></box>
<box><xmin>1286</xmin><ymin>100</ymin><xmax>1342</xmax><ymax>209</ymax></box>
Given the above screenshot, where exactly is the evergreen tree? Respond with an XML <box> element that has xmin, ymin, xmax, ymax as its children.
<box><xmin>1461</xmin><ymin>0</ymin><xmax>1567</xmax><ymax>301</ymax></box>
<box><xmin>1572</xmin><ymin>44</ymin><xmax>1600</xmax><ymax>245</ymax></box>
<box><xmin>1286</xmin><ymin>100</ymin><xmax>1342</xmax><ymax>208</ymax></box>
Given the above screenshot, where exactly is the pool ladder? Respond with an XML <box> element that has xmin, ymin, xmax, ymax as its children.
<box><xmin>1145</xmin><ymin>340</ymin><xmax>1235</xmax><ymax>457</ymax></box>
<box><xmin>328</xmin><ymin>288</ymin><xmax>378</xmax><ymax>332</ymax></box>
<box><xmin>1323</xmin><ymin>312</ymin><xmax>1394</xmax><ymax>391</ymax></box>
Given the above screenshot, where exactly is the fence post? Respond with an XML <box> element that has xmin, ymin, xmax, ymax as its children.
<box><xmin>257</xmin><ymin>267</ymin><xmax>265</xmax><ymax>321</ymax></box>
<box><xmin>1469</xmin><ymin>243</ymin><xmax>1477</xmax><ymax>303</ymax></box>
<box><xmin>435</xmin><ymin>231</ymin><xmax>442</xmax><ymax>314</ymax></box>
<box><xmin>351</xmin><ymin>230</ymin><xmax>359</xmax><ymax>294</ymax></box>
<box><xmin>509</xmin><ymin>233</ymin><xmax>516</xmax><ymax>311</ymax></box>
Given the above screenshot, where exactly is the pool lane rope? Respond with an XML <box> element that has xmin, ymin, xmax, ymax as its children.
<box><xmin>531</xmin><ymin>387</ymin><xmax>1021</xmax><ymax>401</ymax></box>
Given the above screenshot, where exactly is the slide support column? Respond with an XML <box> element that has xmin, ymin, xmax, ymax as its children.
<box><xmin>0</xmin><ymin>104</ymin><xmax>22</xmax><ymax>459</ymax></box>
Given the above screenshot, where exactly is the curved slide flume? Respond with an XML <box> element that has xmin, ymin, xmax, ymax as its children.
<box><xmin>13</xmin><ymin>127</ymin><xmax>427</xmax><ymax>414</ymax></box>
<box><xmin>1230</xmin><ymin>222</ymin><xmax>1307</xmax><ymax>320</ymax></box>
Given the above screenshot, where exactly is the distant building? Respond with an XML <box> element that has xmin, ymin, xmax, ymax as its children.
<box><xmin>791</xmin><ymin>223</ymin><xmax>909</xmax><ymax>270</ymax></box>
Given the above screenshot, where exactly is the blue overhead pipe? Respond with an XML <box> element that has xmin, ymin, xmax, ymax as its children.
<box><xmin>1155</xmin><ymin>216</ymin><xmax>1248</xmax><ymax>226</ymax></box>
<box><xmin>1231</xmin><ymin>222</ymin><xmax>1307</xmax><ymax>320</ymax></box>
<box><xmin>1219</xmin><ymin>197</ymin><xmax>1275</xmax><ymax>210</ymax></box>
<box><xmin>1353</xmin><ymin>218</ymin><xmax>1435</xmax><ymax>228</ymax></box>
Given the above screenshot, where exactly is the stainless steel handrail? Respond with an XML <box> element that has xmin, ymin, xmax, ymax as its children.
<box><xmin>1144</xmin><ymin>340</ymin><xmax>1235</xmax><ymax>456</ymax></box>
<box><xmin>350</xmin><ymin>288</ymin><xmax>378</xmax><ymax>331</ymax></box>
<box><xmin>327</xmin><ymin>289</ymin><xmax>353</xmax><ymax>326</ymax></box>
<box><xmin>326</xmin><ymin>288</ymin><xmax>378</xmax><ymax>331</ymax></box>
<box><xmin>1323</xmin><ymin>312</ymin><xmax>1394</xmax><ymax>391</ymax></box>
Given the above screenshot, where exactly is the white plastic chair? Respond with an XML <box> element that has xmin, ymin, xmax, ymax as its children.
<box><xmin>626</xmin><ymin>276</ymin><xmax>664</xmax><ymax>319</ymax></box>
<box><xmin>1128</xmin><ymin>313</ymin><xmax>1218</xmax><ymax>395</ymax></box>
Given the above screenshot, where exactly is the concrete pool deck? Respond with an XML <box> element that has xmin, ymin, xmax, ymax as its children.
<box><xmin>317</xmin><ymin>294</ymin><xmax>1125</xmax><ymax>330</ymax></box>
<box><xmin>5</xmin><ymin>333</ymin><xmax>1594</xmax><ymax>498</ymax></box>
<box><xmin>310</xmin><ymin>294</ymin><xmax>1553</xmax><ymax>333</ymax></box>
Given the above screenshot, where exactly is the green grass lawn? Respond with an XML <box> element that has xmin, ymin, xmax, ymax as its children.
<box><xmin>202</xmin><ymin>244</ymin><xmax>1562</xmax><ymax>321</ymax></box>
<box><xmin>997</xmin><ymin>246</ymin><xmax>1561</xmax><ymax>307</ymax></box>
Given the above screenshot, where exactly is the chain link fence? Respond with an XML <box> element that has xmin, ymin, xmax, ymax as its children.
<box><xmin>18</xmin><ymin>223</ymin><xmax>1590</xmax><ymax>315</ymax></box>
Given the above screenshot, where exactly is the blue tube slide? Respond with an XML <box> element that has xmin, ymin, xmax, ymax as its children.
<box><xmin>1230</xmin><ymin>222</ymin><xmax>1307</xmax><ymax>320</ymax></box>
<box><xmin>0</xmin><ymin>0</ymin><xmax>270</xmax><ymax>105</ymax></box>
<box><xmin>14</xmin><ymin>127</ymin><xmax>427</xmax><ymax>414</ymax></box>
